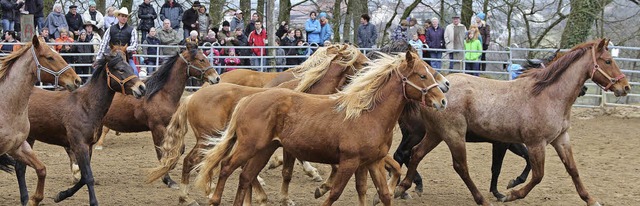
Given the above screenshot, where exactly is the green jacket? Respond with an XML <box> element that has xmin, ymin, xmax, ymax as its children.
<box><xmin>464</xmin><ymin>39</ymin><xmax>482</xmax><ymax>61</ymax></box>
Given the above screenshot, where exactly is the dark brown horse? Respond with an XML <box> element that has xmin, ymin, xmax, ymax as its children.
<box><xmin>15</xmin><ymin>46</ymin><xmax>145</xmax><ymax>206</ymax></box>
<box><xmin>0</xmin><ymin>35</ymin><xmax>81</xmax><ymax>206</ymax></box>
<box><xmin>395</xmin><ymin>39</ymin><xmax>630</xmax><ymax>206</ymax></box>
<box><xmin>194</xmin><ymin>51</ymin><xmax>447</xmax><ymax>206</ymax></box>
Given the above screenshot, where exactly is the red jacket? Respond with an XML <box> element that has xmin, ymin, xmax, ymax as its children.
<box><xmin>248</xmin><ymin>29</ymin><xmax>267</xmax><ymax>56</ymax></box>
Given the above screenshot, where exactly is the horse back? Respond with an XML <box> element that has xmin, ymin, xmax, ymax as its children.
<box><xmin>220</xmin><ymin>69</ymin><xmax>281</xmax><ymax>87</ymax></box>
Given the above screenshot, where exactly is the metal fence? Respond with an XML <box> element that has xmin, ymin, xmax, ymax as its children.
<box><xmin>1</xmin><ymin>42</ymin><xmax>638</xmax><ymax>108</ymax></box>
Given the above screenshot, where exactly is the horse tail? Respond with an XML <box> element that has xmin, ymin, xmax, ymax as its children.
<box><xmin>146</xmin><ymin>95</ymin><xmax>193</xmax><ymax>183</ymax></box>
<box><xmin>0</xmin><ymin>154</ymin><xmax>15</xmax><ymax>173</ymax></box>
<box><xmin>193</xmin><ymin>96</ymin><xmax>248</xmax><ymax>194</ymax></box>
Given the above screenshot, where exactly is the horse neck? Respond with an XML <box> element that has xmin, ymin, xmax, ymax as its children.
<box><xmin>542</xmin><ymin>53</ymin><xmax>592</xmax><ymax>113</ymax></box>
<box><xmin>77</xmin><ymin>69</ymin><xmax>117</xmax><ymax>119</ymax></box>
<box><xmin>360</xmin><ymin>73</ymin><xmax>408</xmax><ymax>129</ymax></box>
<box><xmin>0</xmin><ymin>53</ymin><xmax>37</xmax><ymax>113</ymax></box>
<box><xmin>306</xmin><ymin>64</ymin><xmax>347</xmax><ymax>95</ymax></box>
<box><xmin>157</xmin><ymin>59</ymin><xmax>189</xmax><ymax>104</ymax></box>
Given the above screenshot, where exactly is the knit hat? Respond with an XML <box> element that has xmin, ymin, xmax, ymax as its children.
<box><xmin>222</xmin><ymin>21</ymin><xmax>230</xmax><ymax>27</ymax></box>
<box><xmin>319</xmin><ymin>12</ymin><xmax>327</xmax><ymax>18</ymax></box>
<box><xmin>89</xmin><ymin>1</ymin><xmax>96</xmax><ymax>6</ymax></box>
<box><xmin>476</xmin><ymin>12</ymin><xmax>486</xmax><ymax>20</ymax></box>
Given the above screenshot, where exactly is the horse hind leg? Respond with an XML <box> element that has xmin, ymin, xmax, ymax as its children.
<box><xmin>369</xmin><ymin>160</ymin><xmax>392</xmax><ymax>206</ymax></box>
<box><xmin>506</xmin><ymin>143</ymin><xmax>531</xmax><ymax>189</ymax></box>
<box><xmin>179</xmin><ymin>140</ymin><xmax>207</xmax><ymax>205</ymax></box>
<box><xmin>321</xmin><ymin>159</ymin><xmax>360</xmax><ymax>206</ymax></box>
<box><xmin>315</xmin><ymin>164</ymin><xmax>338</xmax><ymax>199</ymax></box>
<box><xmin>502</xmin><ymin>142</ymin><xmax>546</xmax><ymax>203</ymax></box>
<box><xmin>233</xmin><ymin>144</ymin><xmax>279</xmax><ymax>206</ymax></box>
<box><xmin>550</xmin><ymin>133</ymin><xmax>600</xmax><ymax>206</ymax></box>
<box><xmin>396</xmin><ymin>136</ymin><xmax>442</xmax><ymax>198</ymax></box>
<box><xmin>299</xmin><ymin>160</ymin><xmax>323</xmax><ymax>182</ymax></box>
<box><xmin>445</xmin><ymin>139</ymin><xmax>489</xmax><ymax>206</ymax></box>
<box><xmin>489</xmin><ymin>142</ymin><xmax>509</xmax><ymax>200</ymax></box>
<box><xmin>64</xmin><ymin>147</ymin><xmax>81</xmax><ymax>184</ymax></box>
<box><xmin>55</xmin><ymin>145</ymin><xmax>99</xmax><ymax>206</ymax></box>
<box><xmin>11</xmin><ymin>141</ymin><xmax>46</xmax><ymax>206</ymax></box>
<box><xmin>355</xmin><ymin>166</ymin><xmax>368</xmax><ymax>206</ymax></box>
<box><xmin>151</xmin><ymin>125</ymin><xmax>179</xmax><ymax>189</ymax></box>
<box><xmin>279</xmin><ymin>151</ymin><xmax>296</xmax><ymax>206</ymax></box>
<box><xmin>94</xmin><ymin>126</ymin><xmax>110</xmax><ymax>150</ymax></box>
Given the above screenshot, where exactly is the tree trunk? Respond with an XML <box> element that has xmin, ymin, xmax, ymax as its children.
<box><xmin>258</xmin><ymin>0</ymin><xmax>265</xmax><ymax>19</ymax></box>
<box><xmin>43</xmin><ymin>0</ymin><xmax>55</xmax><ymax>17</ymax></box>
<box><xmin>482</xmin><ymin>0</ymin><xmax>489</xmax><ymax>15</ymax></box>
<box><xmin>400</xmin><ymin>0</ymin><xmax>421</xmax><ymax>20</ymax></box>
<box><xmin>332</xmin><ymin>0</ymin><xmax>342</xmax><ymax>43</ymax></box>
<box><xmin>461</xmin><ymin>0</ymin><xmax>473</xmax><ymax>26</ymax></box>
<box><xmin>559</xmin><ymin>0</ymin><xmax>610</xmax><ymax>48</ymax></box>
<box><xmin>240</xmin><ymin>0</ymin><xmax>251</xmax><ymax>25</ymax></box>
<box><xmin>122</xmin><ymin>0</ymin><xmax>133</xmax><ymax>10</ymax></box>
<box><xmin>210</xmin><ymin>0</ymin><xmax>225</xmax><ymax>28</ymax></box>
<box><xmin>278</xmin><ymin>0</ymin><xmax>291</xmax><ymax>26</ymax></box>
<box><xmin>381</xmin><ymin>0</ymin><xmax>402</xmax><ymax>46</ymax></box>
<box><xmin>440</xmin><ymin>0</ymin><xmax>446</xmax><ymax>21</ymax></box>
<box><xmin>354</xmin><ymin>0</ymin><xmax>368</xmax><ymax>46</ymax></box>
<box><xmin>342</xmin><ymin>0</ymin><xmax>353</xmax><ymax>44</ymax></box>
<box><xmin>96</xmin><ymin>0</ymin><xmax>106</xmax><ymax>16</ymax></box>
<box><xmin>267</xmin><ymin>0</ymin><xmax>276</xmax><ymax>68</ymax></box>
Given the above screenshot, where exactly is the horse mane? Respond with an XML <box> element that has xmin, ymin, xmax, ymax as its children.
<box><xmin>518</xmin><ymin>40</ymin><xmax>598</xmax><ymax>95</ymax></box>
<box><xmin>294</xmin><ymin>45</ymin><xmax>360</xmax><ymax>92</ymax></box>
<box><xmin>87</xmin><ymin>57</ymin><xmax>116</xmax><ymax>84</ymax></box>
<box><xmin>287</xmin><ymin>45</ymin><xmax>339</xmax><ymax>77</ymax></box>
<box><xmin>144</xmin><ymin>54</ymin><xmax>180</xmax><ymax>99</ymax></box>
<box><xmin>334</xmin><ymin>52</ymin><xmax>403</xmax><ymax>120</ymax></box>
<box><xmin>0</xmin><ymin>42</ymin><xmax>34</xmax><ymax>81</ymax></box>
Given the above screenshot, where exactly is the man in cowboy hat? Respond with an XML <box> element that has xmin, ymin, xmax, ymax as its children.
<box><xmin>182</xmin><ymin>1</ymin><xmax>200</xmax><ymax>39</ymax></box>
<box><xmin>94</xmin><ymin>7</ymin><xmax>139</xmax><ymax>75</ymax></box>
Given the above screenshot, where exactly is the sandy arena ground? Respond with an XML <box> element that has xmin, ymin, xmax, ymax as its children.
<box><xmin>1</xmin><ymin>107</ymin><xmax>639</xmax><ymax>206</ymax></box>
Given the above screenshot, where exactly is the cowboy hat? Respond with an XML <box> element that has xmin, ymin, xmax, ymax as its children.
<box><xmin>114</xmin><ymin>7</ymin><xmax>130</xmax><ymax>16</ymax></box>
<box><xmin>83</xmin><ymin>21</ymin><xmax>98</xmax><ymax>31</ymax></box>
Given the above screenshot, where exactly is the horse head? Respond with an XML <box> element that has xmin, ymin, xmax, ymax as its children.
<box><xmin>105</xmin><ymin>45</ymin><xmax>146</xmax><ymax>98</ymax></box>
<box><xmin>399</xmin><ymin>50</ymin><xmax>447</xmax><ymax>110</ymax></box>
<box><xmin>32</xmin><ymin>35</ymin><xmax>82</xmax><ymax>90</ymax></box>
<box><xmin>589</xmin><ymin>38</ymin><xmax>630</xmax><ymax>97</ymax></box>
<box><xmin>181</xmin><ymin>42</ymin><xmax>220</xmax><ymax>84</ymax></box>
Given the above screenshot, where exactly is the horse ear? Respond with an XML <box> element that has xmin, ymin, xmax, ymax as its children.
<box><xmin>185</xmin><ymin>42</ymin><xmax>196</xmax><ymax>51</ymax></box>
<box><xmin>32</xmin><ymin>34</ymin><xmax>40</xmax><ymax>48</ymax></box>
<box><xmin>597</xmin><ymin>38</ymin><xmax>607</xmax><ymax>51</ymax></box>
<box><xmin>405</xmin><ymin>50</ymin><xmax>414</xmax><ymax>65</ymax></box>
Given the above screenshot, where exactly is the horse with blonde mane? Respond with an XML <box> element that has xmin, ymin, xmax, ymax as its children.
<box><xmin>395</xmin><ymin>39</ymin><xmax>630</xmax><ymax>206</ymax></box>
<box><xmin>0</xmin><ymin>35</ymin><xmax>80</xmax><ymax>206</ymax></box>
<box><xmin>194</xmin><ymin>50</ymin><xmax>447</xmax><ymax>206</ymax></box>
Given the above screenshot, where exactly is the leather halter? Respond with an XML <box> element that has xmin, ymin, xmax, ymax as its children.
<box><xmin>589</xmin><ymin>46</ymin><xmax>625</xmax><ymax>91</ymax></box>
<box><xmin>179</xmin><ymin>53</ymin><xmax>216</xmax><ymax>80</ymax></box>
<box><xmin>106</xmin><ymin>65</ymin><xmax>138</xmax><ymax>95</ymax></box>
<box><xmin>396</xmin><ymin>67</ymin><xmax>439</xmax><ymax>106</ymax></box>
<box><xmin>32</xmin><ymin>46</ymin><xmax>73</xmax><ymax>87</ymax></box>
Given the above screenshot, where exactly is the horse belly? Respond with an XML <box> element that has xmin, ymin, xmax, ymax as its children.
<box><xmin>279</xmin><ymin>139</ymin><xmax>340</xmax><ymax>164</ymax></box>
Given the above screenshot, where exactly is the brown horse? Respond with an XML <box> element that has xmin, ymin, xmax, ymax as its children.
<box><xmin>73</xmin><ymin>43</ymin><xmax>220</xmax><ymax>188</ymax></box>
<box><xmin>15</xmin><ymin>46</ymin><xmax>145</xmax><ymax>206</ymax></box>
<box><xmin>0</xmin><ymin>35</ymin><xmax>80</xmax><ymax>206</ymax></box>
<box><xmin>194</xmin><ymin>51</ymin><xmax>447</xmax><ymax>206</ymax></box>
<box><xmin>219</xmin><ymin>69</ymin><xmax>282</xmax><ymax>87</ymax></box>
<box><xmin>395</xmin><ymin>39</ymin><xmax>630</xmax><ymax>206</ymax></box>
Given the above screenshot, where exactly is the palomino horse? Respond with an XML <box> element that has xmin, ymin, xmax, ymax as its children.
<box><xmin>0</xmin><ymin>35</ymin><xmax>80</xmax><ymax>206</ymax></box>
<box><xmin>395</xmin><ymin>39</ymin><xmax>630</xmax><ymax>206</ymax></box>
<box><xmin>15</xmin><ymin>46</ymin><xmax>145</xmax><ymax>206</ymax></box>
<box><xmin>75</xmin><ymin>42</ymin><xmax>220</xmax><ymax>188</ymax></box>
<box><xmin>146</xmin><ymin>44</ymin><xmax>370</xmax><ymax>205</ymax></box>
<box><xmin>194</xmin><ymin>51</ymin><xmax>447</xmax><ymax>206</ymax></box>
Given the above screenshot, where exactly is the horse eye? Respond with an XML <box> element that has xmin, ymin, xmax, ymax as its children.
<box><xmin>47</xmin><ymin>56</ymin><xmax>54</xmax><ymax>61</ymax></box>
<box><xmin>605</xmin><ymin>60</ymin><xmax>611</xmax><ymax>64</ymax></box>
<box><xmin>420</xmin><ymin>75</ymin><xmax>426</xmax><ymax>79</ymax></box>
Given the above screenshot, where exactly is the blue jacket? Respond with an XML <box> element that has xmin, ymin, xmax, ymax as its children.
<box><xmin>319</xmin><ymin>23</ymin><xmax>332</xmax><ymax>45</ymax></box>
<box><xmin>426</xmin><ymin>26</ymin><xmax>445</xmax><ymax>49</ymax></box>
<box><xmin>305</xmin><ymin>18</ymin><xmax>321</xmax><ymax>44</ymax></box>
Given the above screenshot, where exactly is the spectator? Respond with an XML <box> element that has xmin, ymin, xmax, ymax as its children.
<box><xmin>54</xmin><ymin>28</ymin><xmax>74</xmax><ymax>65</ymax></box>
<box><xmin>476</xmin><ymin>12</ymin><xmax>490</xmax><ymax>72</ymax></box>
<box><xmin>43</xmin><ymin>3</ymin><xmax>68</xmax><ymax>39</ymax></box>
<box><xmin>40</xmin><ymin>27</ymin><xmax>51</xmax><ymax>42</ymax></box>
<box><xmin>318</xmin><ymin>12</ymin><xmax>332</xmax><ymax>46</ymax></box>
<box><xmin>142</xmin><ymin>27</ymin><xmax>160</xmax><ymax>73</ymax></box>
<box><xmin>408</xmin><ymin>34</ymin><xmax>425</xmax><ymax>57</ymax></box>
<box><xmin>417</xmin><ymin>28</ymin><xmax>428</xmax><ymax>62</ymax></box>
<box><xmin>248</xmin><ymin>20</ymin><xmax>266</xmax><ymax>70</ymax></box>
<box><xmin>294</xmin><ymin>40</ymin><xmax>311</xmax><ymax>64</ymax></box>
<box><xmin>357</xmin><ymin>13</ymin><xmax>377</xmax><ymax>48</ymax></box>
<box><xmin>137</xmin><ymin>0</ymin><xmax>157</xmax><ymax>41</ymax></box>
<box><xmin>223</xmin><ymin>48</ymin><xmax>241</xmax><ymax>72</ymax></box>
<box><xmin>281</xmin><ymin>29</ymin><xmax>297</xmax><ymax>65</ymax></box>
<box><xmin>197</xmin><ymin>5</ymin><xmax>210</xmax><ymax>39</ymax></box>
<box><xmin>407</xmin><ymin>17</ymin><xmax>420</xmax><ymax>37</ymax></box>
<box><xmin>72</xmin><ymin>30</ymin><xmax>93</xmax><ymax>79</ymax></box>
<box><xmin>202</xmin><ymin>30</ymin><xmax>217</xmax><ymax>44</ymax></box>
<box><xmin>65</xmin><ymin>5</ymin><xmax>83</xmax><ymax>39</ymax></box>
<box><xmin>426</xmin><ymin>17</ymin><xmax>445</xmax><ymax>68</ymax></box>
<box><xmin>94</xmin><ymin>7</ymin><xmax>138</xmax><ymax>75</ymax></box>
<box><xmin>304</xmin><ymin>11</ymin><xmax>321</xmax><ymax>45</ymax></box>
<box><xmin>157</xmin><ymin>19</ymin><xmax>181</xmax><ymax>56</ymax></box>
<box><xmin>244</xmin><ymin>12</ymin><xmax>258</xmax><ymax>37</ymax></box>
<box><xmin>180</xmin><ymin>30</ymin><xmax>199</xmax><ymax>45</ymax></box>
<box><xmin>230</xmin><ymin>9</ymin><xmax>244</xmax><ymax>32</ymax></box>
<box><xmin>1</xmin><ymin>0</ymin><xmax>24</xmax><ymax>32</ymax></box>
<box><xmin>464</xmin><ymin>25</ymin><xmax>482</xmax><ymax>76</ymax></box>
<box><xmin>83</xmin><ymin>21</ymin><xmax>101</xmax><ymax>53</ymax></box>
<box><xmin>217</xmin><ymin>20</ymin><xmax>234</xmax><ymax>53</ymax></box>
<box><xmin>274</xmin><ymin>38</ymin><xmax>285</xmax><ymax>68</ymax></box>
<box><xmin>444</xmin><ymin>14</ymin><xmax>467</xmax><ymax>70</ymax></box>
<box><xmin>294</xmin><ymin>29</ymin><xmax>303</xmax><ymax>42</ymax></box>
<box><xmin>1</xmin><ymin>30</ymin><xmax>20</xmax><ymax>52</ymax></box>
<box><xmin>24</xmin><ymin>0</ymin><xmax>44</xmax><ymax>32</ymax></box>
<box><xmin>182</xmin><ymin>1</ymin><xmax>199</xmax><ymax>39</ymax></box>
<box><xmin>230</xmin><ymin>27</ymin><xmax>249</xmax><ymax>65</ymax></box>
<box><xmin>390</xmin><ymin>19</ymin><xmax>408</xmax><ymax>41</ymax></box>
<box><xmin>82</xmin><ymin>1</ymin><xmax>104</xmax><ymax>35</ymax></box>
<box><xmin>276</xmin><ymin>21</ymin><xmax>287</xmax><ymax>39</ymax></box>
<box><xmin>103</xmin><ymin>7</ymin><xmax>117</xmax><ymax>29</ymax></box>
<box><xmin>418</xmin><ymin>24</ymin><xmax>427</xmax><ymax>44</ymax></box>
<box><xmin>160</xmin><ymin>0</ymin><xmax>183</xmax><ymax>31</ymax></box>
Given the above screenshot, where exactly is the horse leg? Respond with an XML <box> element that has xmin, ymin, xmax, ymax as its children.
<box><xmin>233</xmin><ymin>144</ymin><xmax>278</xmax><ymax>206</ymax></box>
<box><xmin>369</xmin><ymin>160</ymin><xmax>392</xmax><ymax>206</ymax></box>
<box><xmin>151</xmin><ymin>126</ymin><xmax>179</xmax><ymax>189</ymax></box>
<box><xmin>54</xmin><ymin>144</ymin><xmax>99</xmax><ymax>206</ymax></box>
<box><xmin>279</xmin><ymin>151</ymin><xmax>296</xmax><ymax>206</ymax></box>
<box><xmin>396</xmin><ymin>136</ymin><xmax>442</xmax><ymax>198</ymax></box>
<box><xmin>502</xmin><ymin>142</ymin><xmax>546</xmax><ymax>203</ymax></box>
<box><xmin>210</xmin><ymin>147</ymin><xmax>258</xmax><ymax>206</ymax></box>
<box><xmin>11</xmin><ymin>141</ymin><xmax>46</xmax><ymax>206</ymax></box>
<box><xmin>551</xmin><ymin>133</ymin><xmax>600</xmax><ymax>206</ymax></box>
<box><xmin>299</xmin><ymin>160</ymin><xmax>323</xmax><ymax>182</ymax></box>
<box><xmin>355</xmin><ymin>166</ymin><xmax>368</xmax><ymax>206</ymax></box>
<box><xmin>65</xmin><ymin>147</ymin><xmax>81</xmax><ymax>184</ymax></box>
<box><xmin>489</xmin><ymin>142</ymin><xmax>509</xmax><ymax>200</ymax></box>
<box><xmin>315</xmin><ymin>164</ymin><xmax>338</xmax><ymax>199</ymax></box>
<box><xmin>321</xmin><ymin>159</ymin><xmax>359</xmax><ymax>206</ymax></box>
<box><xmin>179</xmin><ymin>140</ymin><xmax>205</xmax><ymax>205</ymax></box>
<box><xmin>267</xmin><ymin>152</ymin><xmax>283</xmax><ymax>169</ymax></box>
<box><xmin>374</xmin><ymin>156</ymin><xmax>402</xmax><ymax>205</ymax></box>
<box><xmin>94</xmin><ymin>126</ymin><xmax>110</xmax><ymax>150</ymax></box>
<box><xmin>445</xmin><ymin>139</ymin><xmax>489</xmax><ymax>206</ymax></box>
<box><xmin>506</xmin><ymin>143</ymin><xmax>531</xmax><ymax>189</ymax></box>
<box><xmin>251</xmin><ymin>176</ymin><xmax>268</xmax><ymax>206</ymax></box>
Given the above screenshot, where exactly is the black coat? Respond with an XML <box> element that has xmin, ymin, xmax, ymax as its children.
<box><xmin>137</xmin><ymin>2</ymin><xmax>157</xmax><ymax>31</ymax></box>
<box><xmin>72</xmin><ymin>38</ymin><xmax>93</xmax><ymax>63</ymax></box>
<box><xmin>1</xmin><ymin>0</ymin><xmax>24</xmax><ymax>21</ymax></box>
<box><xmin>65</xmin><ymin>12</ymin><xmax>83</xmax><ymax>33</ymax></box>
<box><xmin>182</xmin><ymin>8</ymin><xmax>198</xmax><ymax>31</ymax></box>
<box><xmin>24</xmin><ymin>0</ymin><xmax>43</xmax><ymax>18</ymax></box>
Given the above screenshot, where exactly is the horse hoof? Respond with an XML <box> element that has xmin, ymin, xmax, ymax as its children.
<box><xmin>94</xmin><ymin>145</ymin><xmax>103</xmax><ymax>150</ymax></box>
<box><xmin>314</xmin><ymin>188</ymin><xmax>323</xmax><ymax>199</ymax></box>
<box><xmin>507</xmin><ymin>179</ymin><xmax>521</xmax><ymax>189</ymax></box>
<box><xmin>168</xmin><ymin>182</ymin><xmax>180</xmax><ymax>190</ymax></box>
<box><xmin>498</xmin><ymin>195</ymin><xmax>508</xmax><ymax>202</ymax></box>
<box><xmin>187</xmin><ymin>200</ymin><xmax>200</xmax><ymax>206</ymax></box>
<box><xmin>312</xmin><ymin>175</ymin><xmax>323</xmax><ymax>182</ymax></box>
<box><xmin>393</xmin><ymin>186</ymin><xmax>405</xmax><ymax>198</ymax></box>
<box><xmin>492</xmin><ymin>191</ymin><xmax>506</xmax><ymax>201</ymax></box>
<box><xmin>53</xmin><ymin>192</ymin><xmax>66</xmax><ymax>203</ymax></box>
<box><xmin>414</xmin><ymin>185</ymin><xmax>423</xmax><ymax>195</ymax></box>
<box><xmin>400</xmin><ymin>192</ymin><xmax>412</xmax><ymax>200</ymax></box>
<box><xmin>372</xmin><ymin>196</ymin><xmax>380</xmax><ymax>206</ymax></box>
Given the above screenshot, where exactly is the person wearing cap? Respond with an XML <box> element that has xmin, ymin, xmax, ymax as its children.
<box><xmin>444</xmin><ymin>14</ymin><xmax>467</xmax><ymax>70</ymax></box>
<box><xmin>230</xmin><ymin>9</ymin><xmax>244</xmax><ymax>32</ymax></box>
<box><xmin>182</xmin><ymin>1</ymin><xmax>199</xmax><ymax>39</ymax></box>
<box><xmin>65</xmin><ymin>5</ymin><xmax>83</xmax><ymax>38</ymax></box>
<box><xmin>43</xmin><ymin>3</ymin><xmax>68</xmax><ymax>39</ymax></box>
<box><xmin>216</xmin><ymin>20</ymin><xmax>234</xmax><ymax>53</ymax></box>
<box><xmin>318</xmin><ymin>12</ymin><xmax>332</xmax><ymax>46</ymax></box>
<box><xmin>82</xmin><ymin>21</ymin><xmax>101</xmax><ymax>52</ymax></box>
<box><xmin>304</xmin><ymin>11</ymin><xmax>321</xmax><ymax>45</ymax></box>
<box><xmin>137</xmin><ymin>0</ymin><xmax>157</xmax><ymax>41</ymax></box>
<box><xmin>158</xmin><ymin>19</ymin><xmax>181</xmax><ymax>56</ymax></box>
<box><xmin>94</xmin><ymin>7</ymin><xmax>139</xmax><ymax>75</ymax></box>
<box><xmin>160</xmin><ymin>0</ymin><xmax>183</xmax><ymax>31</ymax></box>
<box><xmin>82</xmin><ymin>1</ymin><xmax>104</xmax><ymax>33</ymax></box>
<box><xmin>1</xmin><ymin>0</ymin><xmax>25</xmax><ymax>32</ymax></box>
<box><xmin>475</xmin><ymin>12</ymin><xmax>490</xmax><ymax>71</ymax></box>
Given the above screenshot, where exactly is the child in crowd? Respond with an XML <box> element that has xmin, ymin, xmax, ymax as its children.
<box><xmin>224</xmin><ymin>48</ymin><xmax>241</xmax><ymax>72</ymax></box>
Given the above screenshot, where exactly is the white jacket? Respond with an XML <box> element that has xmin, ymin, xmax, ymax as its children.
<box><xmin>444</xmin><ymin>23</ymin><xmax>467</xmax><ymax>50</ymax></box>
<box><xmin>82</xmin><ymin>10</ymin><xmax>105</xmax><ymax>30</ymax></box>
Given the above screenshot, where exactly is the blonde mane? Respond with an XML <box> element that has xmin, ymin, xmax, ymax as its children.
<box><xmin>334</xmin><ymin>52</ymin><xmax>404</xmax><ymax>120</ymax></box>
<box><xmin>287</xmin><ymin>45</ymin><xmax>340</xmax><ymax>76</ymax></box>
<box><xmin>0</xmin><ymin>42</ymin><xmax>34</xmax><ymax>81</ymax></box>
<box><xmin>294</xmin><ymin>44</ymin><xmax>361</xmax><ymax>92</ymax></box>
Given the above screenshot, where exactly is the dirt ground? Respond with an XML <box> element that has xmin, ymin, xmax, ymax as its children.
<box><xmin>1</xmin><ymin>107</ymin><xmax>639</xmax><ymax>206</ymax></box>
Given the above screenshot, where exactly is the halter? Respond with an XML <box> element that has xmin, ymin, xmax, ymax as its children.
<box><xmin>589</xmin><ymin>46</ymin><xmax>625</xmax><ymax>91</ymax></box>
<box><xmin>396</xmin><ymin>67</ymin><xmax>439</xmax><ymax>107</ymax></box>
<box><xmin>179</xmin><ymin>53</ymin><xmax>216</xmax><ymax>80</ymax></box>
<box><xmin>106</xmin><ymin>65</ymin><xmax>138</xmax><ymax>95</ymax></box>
<box><xmin>32</xmin><ymin>46</ymin><xmax>73</xmax><ymax>87</ymax></box>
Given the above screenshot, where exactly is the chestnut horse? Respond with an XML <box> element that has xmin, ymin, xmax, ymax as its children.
<box><xmin>15</xmin><ymin>46</ymin><xmax>146</xmax><ymax>206</ymax></box>
<box><xmin>194</xmin><ymin>51</ymin><xmax>447</xmax><ymax>206</ymax></box>
<box><xmin>395</xmin><ymin>39</ymin><xmax>630</xmax><ymax>206</ymax></box>
<box><xmin>76</xmin><ymin>43</ymin><xmax>220</xmax><ymax>188</ymax></box>
<box><xmin>0</xmin><ymin>35</ymin><xmax>80</xmax><ymax>206</ymax></box>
